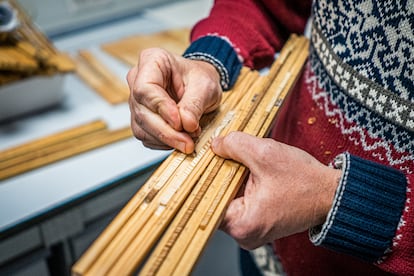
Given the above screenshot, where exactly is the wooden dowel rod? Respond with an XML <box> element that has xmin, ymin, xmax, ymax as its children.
<box><xmin>0</xmin><ymin>128</ymin><xmax>109</xmax><ymax>170</ymax></box>
<box><xmin>0</xmin><ymin>127</ymin><xmax>132</xmax><ymax>180</ymax></box>
<box><xmin>0</xmin><ymin>120</ymin><xmax>107</xmax><ymax>164</ymax></box>
<box><xmin>75</xmin><ymin>52</ymin><xmax>129</xmax><ymax>104</ymax></box>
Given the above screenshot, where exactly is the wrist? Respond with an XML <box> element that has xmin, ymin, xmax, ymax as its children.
<box><xmin>192</xmin><ymin>59</ymin><xmax>221</xmax><ymax>87</ymax></box>
<box><xmin>183</xmin><ymin>35</ymin><xmax>242</xmax><ymax>90</ymax></box>
<box><xmin>313</xmin><ymin>167</ymin><xmax>341</xmax><ymax>227</ymax></box>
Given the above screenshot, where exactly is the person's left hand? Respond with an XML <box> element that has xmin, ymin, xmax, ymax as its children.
<box><xmin>211</xmin><ymin>131</ymin><xmax>341</xmax><ymax>250</ymax></box>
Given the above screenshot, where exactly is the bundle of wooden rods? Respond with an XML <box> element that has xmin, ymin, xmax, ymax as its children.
<box><xmin>0</xmin><ymin>0</ymin><xmax>74</xmax><ymax>86</ymax></box>
<box><xmin>72</xmin><ymin>34</ymin><xmax>309</xmax><ymax>276</ymax></box>
<box><xmin>75</xmin><ymin>50</ymin><xmax>130</xmax><ymax>104</ymax></box>
<box><xmin>0</xmin><ymin>120</ymin><xmax>132</xmax><ymax>180</ymax></box>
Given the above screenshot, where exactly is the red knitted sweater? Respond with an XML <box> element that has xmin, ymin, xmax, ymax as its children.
<box><xmin>187</xmin><ymin>0</ymin><xmax>414</xmax><ymax>275</ymax></box>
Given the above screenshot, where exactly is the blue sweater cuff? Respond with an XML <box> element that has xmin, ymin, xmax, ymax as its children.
<box><xmin>183</xmin><ymin>35</ymin><xmax>242</xmax><ymax>90</ymax></box>
<box><xmin>310</xmin><ymin>153</ymin><xmax>407</xmax><ymax>262</ymax></box>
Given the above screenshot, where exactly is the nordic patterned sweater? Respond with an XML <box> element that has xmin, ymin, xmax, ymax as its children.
<box><xmin>183</xmin><ymin>0</ymin><xmax>414</xmax><ymax>275</ymax></box>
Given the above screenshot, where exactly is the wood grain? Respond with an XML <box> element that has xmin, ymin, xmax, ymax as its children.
<box><xmin>101</xmin><ymin>28</ymin><xmax>190</xmax><ymax>66</ymax></box>
<box><xmin>0</xmin><ymin>120</ymin><xmax>132</xmax><ymax>180</ymax></box>
<box><xmin>0</xmin><ymin>0</ymin><xmax>75</xmax><ymax>85</ymax></box>
<box><xmin>72</xmin><ymin>35</ymin><xmax>309</xmax><ymax>276</ymax></box>
<box><xmin>75</xmin><ymin>51</ymin><xmax>130</xmax><ymax>104</ymax></box>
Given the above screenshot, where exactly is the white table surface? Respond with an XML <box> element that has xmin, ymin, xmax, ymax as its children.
<box><xmin>0</xmin><ymin>0</ymin><xmax>213</xmax><ymax>233</ymax></box>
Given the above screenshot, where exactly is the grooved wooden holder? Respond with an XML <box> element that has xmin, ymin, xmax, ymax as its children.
<box><xmin>72</xmin><ymin>35</ymin><xmax>309</xmax><ymax>276</ymax></box>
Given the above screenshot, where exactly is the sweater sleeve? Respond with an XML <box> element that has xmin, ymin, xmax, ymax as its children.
<box><xmin>309</xmin><ymin>153</ymin><xmax>414</xmax><ymax>275</ymax></box>
<box><xmin>183</xmin><ymin>0</ymin><xmax>311</xmax><ymax>89</ymax></box>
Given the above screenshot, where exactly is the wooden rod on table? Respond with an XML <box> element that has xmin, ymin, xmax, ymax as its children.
<box><xmin>0</xmin><ymin>120</ymin><xmax>107</xmax><ymax>164</ymax></box>
<box><xmin>0</xmin><ymin>126</ymin><xmax>132</xmax><ymax>180</ymax></box>
<box><xmin>75</xmin><ymin>51</ymin><xmax>129</xmax><ymax>104</ymax></box>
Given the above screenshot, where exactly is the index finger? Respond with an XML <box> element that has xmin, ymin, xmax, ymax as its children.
<box><xmin>131</xmin><ymin>49</ymin><xmax>183</xmax><ymax>131</ymax></box>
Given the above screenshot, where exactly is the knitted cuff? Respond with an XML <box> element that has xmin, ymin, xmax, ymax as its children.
<box><xmin>309</xmin><ymin>153</ymin><xmax>407</xmax><ymax>262</ymax></box>
<box><xmin>183</xmin><ymin>35</ymin><xmax>242</xmax><ymax>90</ymax></box>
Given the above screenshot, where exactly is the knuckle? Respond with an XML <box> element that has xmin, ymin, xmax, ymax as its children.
<box><xmin>231</xmin><ymin>225</ymin><xmax>257</xmax><ymax>246</ymax></box>
<box><xmin>156</xmin><ymin>130</ymin><xmax>168</xmax><ymax>144</ymax></box>
<box><xmin>140</xmin><ymin>48</ymin><xmax>169</xmax><ymax>63</ymax></box>
<box><xmin>139</xmin><ymin>48</ymin><xmax>155</xmax><ymax>59</ymax></box>
<box><xmin>253</xmin><ymin>138</ymin><xmax>274</xmax><ymax>159</ymax></box>
<box><xmin>150</xmin><ymin>97</ymin><xmax>165</xmax><ymax>114</ymax></box>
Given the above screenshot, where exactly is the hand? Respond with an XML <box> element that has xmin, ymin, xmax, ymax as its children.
<box><xmin>211</xmin><ymin>131</ymin><xmax>341</xmax><ymax>250</ymax></box>
<box><xmin>127</xmin><ymin>48</ymin><xmax>222</xmax><ymax>154</ymax></box>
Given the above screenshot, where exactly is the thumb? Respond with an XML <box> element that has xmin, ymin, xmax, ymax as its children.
<box><xmin>211</xmin><ymin>131</ymin><xmax>261</xmax><ymax>171</ymax></box>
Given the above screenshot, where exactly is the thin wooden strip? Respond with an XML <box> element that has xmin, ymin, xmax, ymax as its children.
<box><xmin>258</xmin><ymin>38</ymin><xmax>309</xmax><ymax>138</ymax></box>
<box><xmin>172</xmin><ymin>163</ymin><xmax>248</xmax><ymax>276</ymax></box>
<box><xmin>75</xmin><ymin>56</ymin><xmax>125</xmax><ymax>104</ymax></box>
<box><xmin>0</xmin><ymin>120</ymin><xmax>107</xmax><ymax>163</ymax></box>
<box><xmin>0</xmin><ymin>128</ymin><xmax>110</xmax><ymax>171</ymax></box>
<box><xmin>0</xmin><ymin>127</ymin><xmax>132</xmax><ymax>180</ymax></box>
<box><xmin>78</xmin><ymin>51</ymin><xmax>120</xmax><ymax>85</ymax></box>
<box><xmin>242</xmin><ymin>36</ymin><xmax>307</xmax><ymax>136</ymax></box>
<box><xmin>101</xmin><ymin>28</ymin><xmax>190</xmax><ymax>66</ymax></box>
<box><xmin>75</xmin><ymin>52</ymin><xmax>129</xmax><ymax>104</ymax></box>
<box><xmin>139</xmin><ymin>158</ymin><xmax>231</xmax><ymax>276</ymax></box>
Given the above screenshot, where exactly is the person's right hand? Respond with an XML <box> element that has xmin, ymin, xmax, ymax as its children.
<box><xmin>127</xmin><ymin>48</ymin><xmax>223</xmax><ymax>154</ymax></box>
